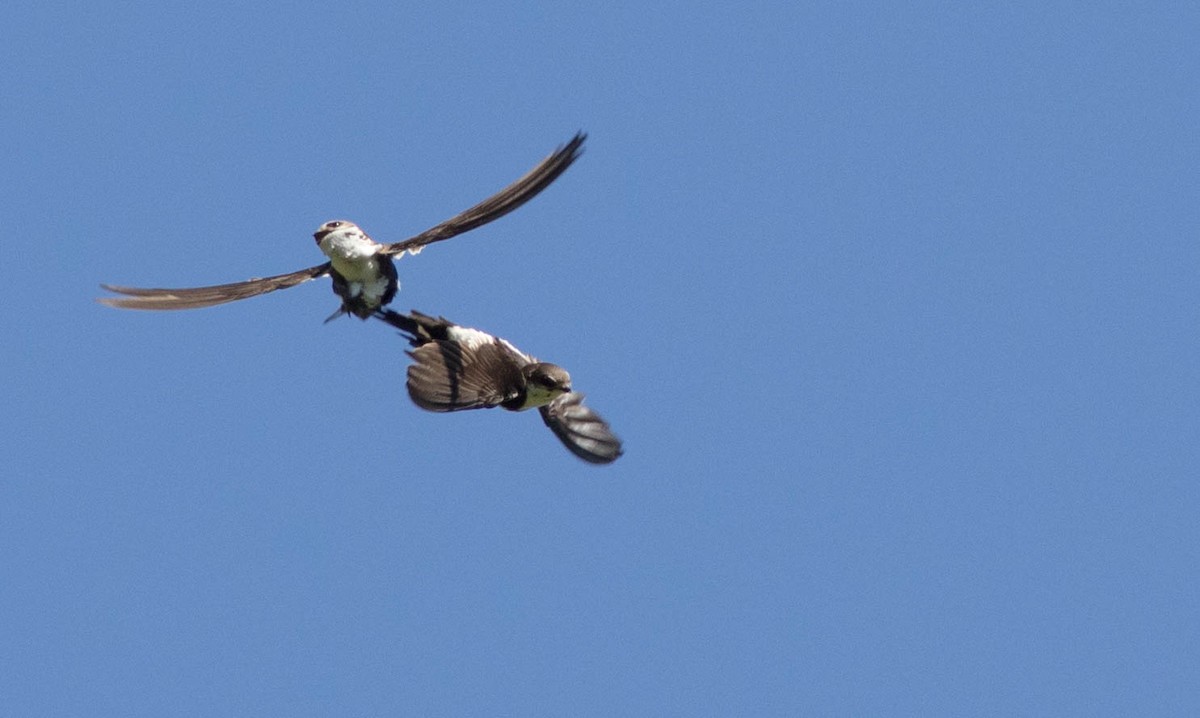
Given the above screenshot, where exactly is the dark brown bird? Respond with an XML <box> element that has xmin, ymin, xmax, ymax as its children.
<box><xmin>377</xmin><ymin>309</ymin><xmax>623</xmax><ymax>465</ymax></box>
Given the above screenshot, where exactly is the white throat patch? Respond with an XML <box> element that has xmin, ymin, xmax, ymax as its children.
<box><xmin>319</xmin><ymin>228</ymin><xmax>383</xmax><ymax>281</ymax></box>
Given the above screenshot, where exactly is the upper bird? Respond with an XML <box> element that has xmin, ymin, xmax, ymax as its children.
<box><xmin>376</xmin><ymin>309</ymin><xmax>623</xmax><ymax>465</ymax></box>
<box><xmin>99</xmin><ymin>132</ymin><xmax>586</xmax><ymax>320</ymax></box>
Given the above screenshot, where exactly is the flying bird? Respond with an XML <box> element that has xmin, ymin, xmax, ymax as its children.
<box><xmin>99</xmin><ymin>132</ymin><xmax>586</xmax><ymax>320</ymax></box>
<box><xmin>376</xmin><ymin>309</ymin><xmax>623</xmax><ymax>464</ymax></box>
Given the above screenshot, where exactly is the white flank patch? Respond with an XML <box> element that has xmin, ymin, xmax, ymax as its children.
<box><xmin>446</xmin><ymin>325</ymin><xmax>497</xmax><ymax>350</ymax></box>
<box><xmin>362</xmin><ymin>275</ymin><xmax>391</xmax><ymax>303</ymax></box>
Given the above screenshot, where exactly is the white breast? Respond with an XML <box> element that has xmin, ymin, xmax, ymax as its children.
<box><xmin>319</xmin><ymin>228</ymin><xmax>383</xmax><ymax>281</ymax></box>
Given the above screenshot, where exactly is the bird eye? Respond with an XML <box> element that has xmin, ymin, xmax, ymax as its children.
<box><xmin>328</xmin><ymin>221</ymin><xmax>342</xmax><ymax>228</ymax></box>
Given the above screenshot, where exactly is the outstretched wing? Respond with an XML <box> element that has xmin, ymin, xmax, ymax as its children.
<box><xmin>539</xmin><ymin>392</ymin><xmax>623</xmax><ymax>464</ymax></box>
<box><xmin>405</xmin><ymin>340</ymin><xmax>526</xmax><ymax>412</ymax></box>
<box><xmin>98</xmin><ymin>263</ymin><xmax>332</xmax><ymax>311</ymax></box>
<box><xmin>382</xmin><ymin>132</ymin><xmax>586</xmax><ymax>257</ymax></box>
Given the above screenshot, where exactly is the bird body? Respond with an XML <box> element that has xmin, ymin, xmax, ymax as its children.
<box><xmin>313</xmin><ymin>220</ymin><xmax>397</xmax><ymax>319</ymax></box>
<box><xmin>100</xmin><ymin>133</ymin><xmax>586</xmax><ymax>320</ymax></box>
<box><xmin>377</xmin><ymin>309</ymin><xmax>623</xmax><ymax>464</ymax></box>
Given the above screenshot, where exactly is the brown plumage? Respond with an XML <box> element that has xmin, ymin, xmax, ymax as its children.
<box><xmin>377</xmin><ymin>309</ymin><xmax>623</xmax><ymax>465</ymax></box>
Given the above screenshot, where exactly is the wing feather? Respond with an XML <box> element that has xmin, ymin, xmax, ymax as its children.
<box><xmin>382</xmin><ymin>132</ymin><xmax>585</xmax><ymax>257</ymax></box>
<box><xmin>539</xmin><ymin>392</ymin><xmax>623</xmax><ymax>464</ymax></box>
<box><xmin>98</xmin><ymin>263</ymin><xmax>331</xmax><ymax>311</ymax></box>
<box><xmin>405</xmin><ymin>340</ymin><xmax>525</xmax><ymax>412</ymax></box>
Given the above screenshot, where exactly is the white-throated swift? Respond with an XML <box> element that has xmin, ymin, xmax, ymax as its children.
<box><xmin>99</xmin><ymin>133</ymin><xmax>585</xmax><ymax>320</ymax></box>
<box><xmin>376</xmin><ymin>309</ymin><xmax>623</xmax><ymax>464</ymax></box>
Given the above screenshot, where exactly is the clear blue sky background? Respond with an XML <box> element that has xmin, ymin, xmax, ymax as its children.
<box><xmin>2</xmin><ymin>2</ymin><xmax>1198</xmax><ymax>715</ymax></box>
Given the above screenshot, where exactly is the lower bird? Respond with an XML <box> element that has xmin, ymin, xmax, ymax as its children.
<box><xmin>376</xmin><ymin>309</ymin><xmax>623</xmax><ymax>464</ymax></box>
<box><xmin>99</xmin><ymin>133</ymin><xmax>585</xmax><ymax>321</ymax></box>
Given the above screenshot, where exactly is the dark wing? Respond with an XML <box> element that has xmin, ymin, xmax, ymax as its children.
<box><xmin>381</xmin><ymin>132</ymin><xmax>586</xmax><ymax>257</ymax></box>
<box><xmin>406</xmin><ymin>340</ymin><xmax>526</xmax><ymax>412</ymax></box>
<box><xmin>98</xmin><ymin>262</ymin><xmax>332</xmax><ymax>311</ymax></box>
<box><xmin>539</xmin><ymin>392</ymin><xmax>623</xmax><ymax>464</ymax></box>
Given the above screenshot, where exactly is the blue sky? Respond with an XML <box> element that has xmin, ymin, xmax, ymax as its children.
<box><xmin>2</xmin><ymin>1</ymin><xmax>1198</xmax><ymax>714</ymax></box>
